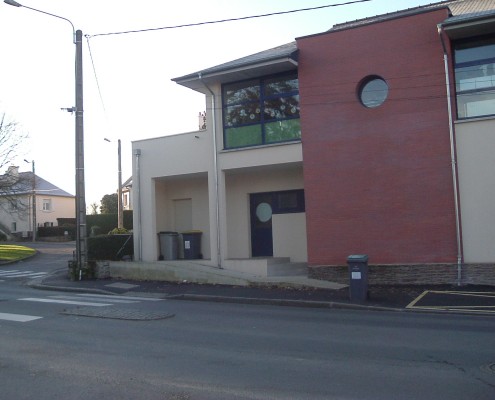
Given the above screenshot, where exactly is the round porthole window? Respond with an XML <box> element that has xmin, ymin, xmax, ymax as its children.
<box><xmin>358</xmin><ymin>76</ymin><xmax>389</xmax><ymax>108</ymax></box>
<box><xmin>256</xmin><ymin>202</ymin><xmax>272</xmax><ymax>223</ymax></box>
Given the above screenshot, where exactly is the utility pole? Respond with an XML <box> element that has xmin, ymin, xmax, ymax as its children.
<box><xmin>5</xmin><ymin>0</ymin><xmax>87</xmax><ymax>272</ymax></box>
<box><xmin>24</xmin><ymin>158</ymin><xmax>36</xmax><ymax>241</ymax></box>
<box><xmin>75</xmin><ymin>29</ymin><xmax>87</xmax><ymax>271</ymax></box>
<box><xmin>105</xmin><ymin>137</ymin><xmax>124</xmax><ymax>230</ymax></box>
<box><xmin>117</xmin><ymin>139</ymin><xmax>123</xmax><ymax>229</ymax></box>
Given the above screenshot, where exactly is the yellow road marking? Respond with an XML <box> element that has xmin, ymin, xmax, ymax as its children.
<box><xmin>406</xmin><ymin>290</ymin><xmax>429</xmax><ymax>309</ymax></box>
<box><xmin>406</xmin><ymin>290</ymin><xmax>495</xmax><ymax>314</ymax></box>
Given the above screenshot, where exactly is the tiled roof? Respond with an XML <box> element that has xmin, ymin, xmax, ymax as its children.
<box><xmin>173</xmin><ymin>42</ymin><xmax>297</xmax><ymax>82</ymax></box>
<box><xmin>0</xmin><ymin>172</ymin><xmax>74</xmax><ymax>197</ymax></box>
<box><xmin>328</xmin><ymin>0</ymin><xmax>495</xmax><ymax>32</ymax></box>
<box><xmin>449</xmin><ymin>0</ymin><xmax>495</xmax><ymax>15</ymax></box>
<box><xmin>446</xmin><ymin>0</ymin><xmax>495</xmax><ymax>23</ymax></box>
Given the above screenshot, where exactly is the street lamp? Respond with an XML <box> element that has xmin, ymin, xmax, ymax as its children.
<box><xmin>5</xmin><ymin>0</ymin><xmax>87</xmax><ymax>271</ymax></box>
<box><xmin>104</xmin><ymin>138</ymin><xmax>124</xmax><ymax>230</ymax></box>
<box><xmin>23</xmin><ymin>159</ymin><xmax>36</xmax><ymax>242</ymax></box>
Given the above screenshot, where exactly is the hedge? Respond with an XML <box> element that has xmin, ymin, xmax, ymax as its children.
<box><xmin>38</xmin><ymin>226</ymin><xmax>76</xmax><ymax>240</ymax></box>
<box><xmin>86</xmin><ymin>210</ymin><xmax>133</xmax><ymax>236</ymax></box>
<box><xmin>56</xmin><ymin>211</ymin><xmax>133</xmax><ymax>237</ymax></box>
<box><xmin>87</xmin><ymin>234</ymin><xmax>133</xmax><ymax>261</ymax></box>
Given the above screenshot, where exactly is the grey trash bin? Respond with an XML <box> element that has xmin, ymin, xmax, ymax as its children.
<box><xmin>182</xmin><ymin>231</ymin><xmax>202</xmax><ymax>259</ymax></box>
<box><xmin>158</xmin><ymin>231</ymin><xmax>179</xmax><ymax>260</ymax></box>
<box><xmin>348</xmin><ymin>255</ymin><xmax>369</xmax><ymax>302</ymax></box>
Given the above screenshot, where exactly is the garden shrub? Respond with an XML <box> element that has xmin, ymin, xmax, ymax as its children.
<box><xmin>87</xmin><ymin>234</ymin><xmax>133</xmax><ymax>261</ymax></box>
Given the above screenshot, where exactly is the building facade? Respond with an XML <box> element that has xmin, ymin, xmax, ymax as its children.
<box><xmin>132</xmin><ymin>0</ymin><xmax>495</xmax><ymax>284</ymax></box>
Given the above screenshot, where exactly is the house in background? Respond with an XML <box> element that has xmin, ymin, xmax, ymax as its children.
<box><xmin>122</xmin><ymin>176</ymin><xmax>133</xmax><ymax>211</ymax></box>
<box><xmin>131</xmin><ymin>0</ymin><xmax>495</xmax><ymax>285</ymax></box>
<box><xmin>0</xmin><ymin>166</ymin><xmax>75</xmax><ymax>239</ymax></box>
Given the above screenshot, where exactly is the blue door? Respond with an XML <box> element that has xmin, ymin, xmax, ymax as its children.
<box><xmin>250</xmin><ymin>193</ymin><xmax>273</xmax><ymax>257</ymax></box>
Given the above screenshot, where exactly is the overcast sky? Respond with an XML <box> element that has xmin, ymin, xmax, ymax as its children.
<box><xmin>0</xmin><ymin>0</ymin><xmax>436</xmax><ymax>207</ymax></box>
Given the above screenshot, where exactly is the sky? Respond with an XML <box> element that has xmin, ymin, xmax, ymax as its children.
<box><xmin>0</xmin><ymin>0</ymin><xmax>438</xmax><ymax>208</ymax></box>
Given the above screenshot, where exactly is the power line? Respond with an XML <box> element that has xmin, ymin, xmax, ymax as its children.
<box><xmin>87</xmin><ymin>0</ymin><xmax>372</xmax><ymax>38</ymax></box>
<box><xmin>85</xmin><ymin>36</ymin><xmax>106</xmax><ymax>113</ymax></box>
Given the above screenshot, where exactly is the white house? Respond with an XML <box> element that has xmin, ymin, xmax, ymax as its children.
<box><xmin>0</xmin><ymin>166</ymin><xmax>75</xmax><ymax>239</ymax></box>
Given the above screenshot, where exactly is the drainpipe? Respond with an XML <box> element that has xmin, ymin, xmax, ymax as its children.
<box><xmin>134</xmin><ymin>148</ymin><xmax>142</xmax><ymax>261</ymax></box>
<box><xmin>438</xmin><ymin>24</ymin><xmax>463</xmax><ymax>286</ymax></box>
<box><xmin>198</xmin><ymin>73</ymin><xmax>222</xmax><ymax>268</ymax></box>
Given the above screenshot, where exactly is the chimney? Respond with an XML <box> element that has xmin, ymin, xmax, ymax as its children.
<box><xmin>7</xmin><ymin>166</ymin><xmax>19</xmax><ymax>176</ymax></box>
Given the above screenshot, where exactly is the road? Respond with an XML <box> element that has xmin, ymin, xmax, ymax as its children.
<box><xmin>0</xmin><ymin>243</ymin><xmax>494</xmax><ymax>399</ymax></box>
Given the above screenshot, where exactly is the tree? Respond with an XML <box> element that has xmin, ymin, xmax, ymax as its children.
<box><xmin>0</xmin><ymin>114</ymin><xmax>30</xmax><ymax>215</ymax></box>
<box><xmin>100</xmin><ymin>193</ymin><xmax>118</xmax><ymax>214</ymax></box>
<box><xmin>89</xmin><ymin>202</ymin><xmax>99</xmax><ymax>215</ymax></box>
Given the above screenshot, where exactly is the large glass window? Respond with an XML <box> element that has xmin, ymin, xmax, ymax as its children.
<box><xmin>223</xmin><ymin>73</ymin><xmax>300</xmax><ymax>149</ymax></box>
<box><xmin>455</xmin><ymin>36</ymin><xmax>495</xmax><ymax>119</ymax></box>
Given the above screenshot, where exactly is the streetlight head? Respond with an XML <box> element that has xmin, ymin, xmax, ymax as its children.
<box><xmin>104</xmin><ymin>138</ymin><xmax>111</xmax><ymax>142</ymax></box>
<box><xmin>4</xmin><ymin>0</ymin><xmax>23</xmax><ymax>7</ymax></box>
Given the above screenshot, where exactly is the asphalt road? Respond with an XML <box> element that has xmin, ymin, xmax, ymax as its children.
<box><xmin>0</xmin><ymin>243</ymin><xmax>494</xmax><ymax>399</ymax></box>
<box><xmin>0</xmin><ymin>284</ymin><xmax>494</xmax><ymax>399</ymax></box>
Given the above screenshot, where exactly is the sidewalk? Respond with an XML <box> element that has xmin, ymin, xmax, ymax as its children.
<box><xmin>30</xmin><ymin>268</ymin><xmax>495</xmax><ymax>313</ymax></box>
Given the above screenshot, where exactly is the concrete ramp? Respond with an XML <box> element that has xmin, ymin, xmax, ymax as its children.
<box><xmin>106</xmin><ymin>260</ymin><xmax>346</xmax><ymax>290</ymax></box>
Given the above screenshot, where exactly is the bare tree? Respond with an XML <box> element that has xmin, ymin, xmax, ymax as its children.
<box><xmin>89</xmin><ymin>202</ymin><xmax>99</xmax><ymax>215</ymax></box>
<box><xmin>0</xmin><ymin>113</ymin><xmax>30</xmax><ymax>221</ymax></box>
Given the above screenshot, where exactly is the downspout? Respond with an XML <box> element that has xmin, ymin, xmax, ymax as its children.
<box><xmin>438</xmin><ymin>24</ymin><xmax>463</xmax><ymax>286</ymax></box>
<box><xmin>198</xmin><ymin>73</ymin><xmax>222</xmax><ymax>268</ymax></box>
<box><xmin>134</xmin><ymin>148</ymin><xmax>142</xmax><ymax>261</ymax></box>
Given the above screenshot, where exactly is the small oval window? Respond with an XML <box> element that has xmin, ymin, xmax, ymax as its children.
<box><xmin>359</xmin><ymin>76</ymin><xmax>388</xmax><ymax>108</ymax></box>
<box><xmin>256</xmin><ymin>202</ymin><xmax>272</xmax><ymax>223</ymax></box>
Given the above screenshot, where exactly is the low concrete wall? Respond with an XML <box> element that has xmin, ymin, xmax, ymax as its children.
<box><xmin>106</xmin><ymin>260</ymin><xmax>251</xmax><ymax>286</ymax></box>
<box><xmin>309</xmin><ymin>263</ymin><xmax>495</xmax><ymax>286</ymax></box>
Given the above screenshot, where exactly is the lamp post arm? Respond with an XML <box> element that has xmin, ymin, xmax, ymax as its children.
<box><xmin>4</xmin><ymin>0</ymin><xmax>75</xmax><ymax>42</ymax></box>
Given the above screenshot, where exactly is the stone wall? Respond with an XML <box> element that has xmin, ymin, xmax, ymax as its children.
<box><xmin>309</xmin><ymin>264</ymin><xmax>495</xmax><ymax>286</ymax></box>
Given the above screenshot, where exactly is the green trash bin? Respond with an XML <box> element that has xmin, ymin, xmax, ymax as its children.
<box><xmin>182</xmin><ymin>230</ymin><xmax>202</xmax><ymax>259</ymax></box>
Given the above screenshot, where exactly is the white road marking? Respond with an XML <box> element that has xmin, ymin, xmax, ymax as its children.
<box><xmin>0</xmin><ymin>270</ymin><xmax>47</xmax><ymax>278</ymax></box>
<box><xmin>76</xmin><ymin>293</ymin><xmax>163</xmax><ymax>302</ymax></box>
<box><xmin>18</xmin><ymin>298</ymin><xmax>112</xmax><ymax>307</ymax></box>
<box><xmin>0</xmin><ymin>312</ymin><xmax>42</xmax><ymax>322</ymax></box>
<box><xmin>52</xmin><ymin>295</ymin><xmax>140</xmax><ymax>304</ymax></box>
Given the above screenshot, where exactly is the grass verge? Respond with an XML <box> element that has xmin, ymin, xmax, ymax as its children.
<box><xmin>0</xmin><ymin>244</ymin><xmax>36</xmax><ymax>262</ymax></box>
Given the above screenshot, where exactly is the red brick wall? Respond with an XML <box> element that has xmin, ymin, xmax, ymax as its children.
<box><xmin>297</xmin><ymin>9</ymin><xmax>458</xmax><ymax>265</ymax></box>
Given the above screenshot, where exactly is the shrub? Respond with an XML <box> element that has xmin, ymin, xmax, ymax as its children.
<box><xmin>90</xmin><ymin>225</ymin><xmax>102</xmax><ymax>237</ymax></box>
<box><xmin>108</xmin><ymin>227</ymin><xmax>129</xmax><ymax>235</ymax></box>
<box><xmin>87</xmin><ymin>234</ymin><xmax>133</xmax><ymax>261</ymax></box>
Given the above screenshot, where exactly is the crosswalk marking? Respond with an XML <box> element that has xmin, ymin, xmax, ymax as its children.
<box><xmin>0</xmin><ymin>312</ymin><xmax>42</xmax><ymax>322</ymax></box>
<box><xmin>52</xmin><ymin>295</ymin><xmax>140</xmax><ymax>304</ymax></box>
<box><xmin>0</xmin><ymin>270</ymin><xmax>48</xmax><ymax>279</ymax></box>
<box><xmin>18</xmin><ymin>294</ymin><xmax>163</xmax><ymax>308</ymax></box>
<box><xmin>19</xmin><ymin>298</ymin><xmax>113</xmax><ymax>307</ymax></box>
<box><xmin>0</xmin><ymin>294</ymin><xmax>164</xmax><ymax>323</ymax></box>
<box><xmin>76</xmin><ymin>293</ymin><xmax>163</xmax><ymax>302</ymax></box>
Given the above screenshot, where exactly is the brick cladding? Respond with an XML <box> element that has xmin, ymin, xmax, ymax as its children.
<box><xmin>309</xmin><ymin>264</ymin><xmax>495</xmax><ymax>286</ymax></box>
<box><xmin>297</xmin><ymin>9</ymin><xmax>459</xmax><ymax>266</ymax></box>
